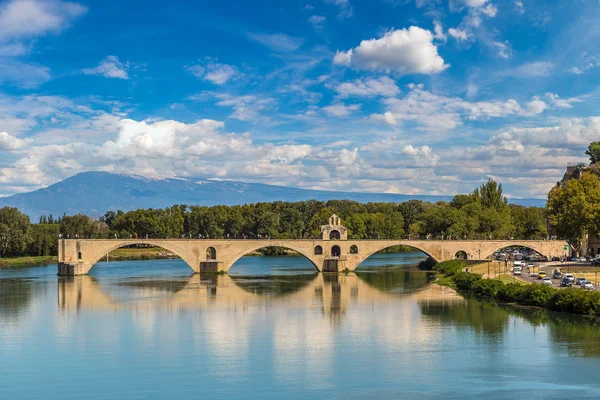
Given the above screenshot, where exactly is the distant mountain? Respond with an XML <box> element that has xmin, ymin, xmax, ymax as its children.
<box><xmin>0</xmin><ymin>171</ymin><xmax>546</xmax><ymax>220</ymax></box>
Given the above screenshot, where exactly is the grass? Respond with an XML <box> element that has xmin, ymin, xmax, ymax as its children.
<box><xmin>0</xmin><ymin>255</ymin><xmax>57</xmax><ymax>268</ymax></box>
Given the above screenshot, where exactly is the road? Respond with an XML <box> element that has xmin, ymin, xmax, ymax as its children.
<box><xmin>512</xmin><ymin>262</ymin><xmax>600</xmax><ymax>291</ymax></box>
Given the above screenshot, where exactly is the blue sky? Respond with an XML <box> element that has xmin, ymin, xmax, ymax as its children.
<box><xmin>1</xmin><ymin>0</ymin><xmax>600</xmax><ymax>199</ymax></box>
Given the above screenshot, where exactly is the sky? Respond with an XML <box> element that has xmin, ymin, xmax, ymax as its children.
<box><xmin>0</xmin><ymin>0</ymin><xmax>599</xmax><ymax>200</ymax></box>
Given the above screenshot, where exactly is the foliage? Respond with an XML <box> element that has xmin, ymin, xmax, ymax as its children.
<box><xmin>433</xmin><ymin>259</ymin><xmax>466</xmax><ymax>276</ymax></box>
<box><xmin>586</xmin><ymin>141</ymin><xmax>600</xmax><ymax>165</ymax></box>
<box><xmin>0</xmin><ymin>207</ymin><xmax>30</xmax><ymax>258</ymax></box>
<box><xmin>547</xmin><ymin>171</ymin><xmax>600</xmax><ymax>251</ymax></box>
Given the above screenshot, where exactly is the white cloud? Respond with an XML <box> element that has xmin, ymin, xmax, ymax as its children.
<box><xmin>193</xmin><ymin>92</ymin><xmax>276</xmax><ymax>122</ymax></box>
<box><xmin>83</xmin><ymin>56</ymin><xmax>130</xmax><ymax>79</ymax></box>
<box><xmin>505</xmin><ymin>61</ymin><xmax>553</xmax><ymax>77</ymax></box>
<box><xmin>186</xmin><ymin>60</ymin><xmax>239</xmax><ymax>85</ymax></box>
<box><xmin>332</xmin><ymin>76</ymin><xmax>400</xmax><ymax>98</ymax></box>
<box><xmin>333</xmin><ymin>27</ymin><xmax>449</xmax><ymax>75</ymax></box>
<box><xmin>448</xmin><ymin>28</ymin><xmax>468</xmax><ymax>41</ymax></box>
<box><xmin>463</xmin><ymin>0</ymin><xmax>488</xmax><ymax>7</ymax></box>
<box><xmin>401</xmin><ymin>145</ymin><xmax>439</xmax><ymax>166</ymax></box>
<box><xmin>248</xmin><ymin>32</ymin><xmax>304</xmax><ymax>52</ymax></box>
<box><xmin>323</xmin><ymin>102</ymin><xmax>361</xmax><ymax>117</ymax></box>
<box><xmin>545</xmin><ymin>93</ymin><xmax>581</xmax><ymax>109</ymax></box>
<box><xmin>382</xmin><ymin>84</ymin><xmax>552</xmax><ymax>131</ymax></box>
<box><xmin>0</xmin><ymin>0</ymin><xmax>87</xmax><ymax>41</ymax></box>
<box><xmin>567</xmin><ymin>54</ymin><xmax>600</xmax><ymax>75</ymax></box>
<box><xmin>324</xmin><ymin>0</ymin><xmax>353</xmax><ymax>19</ymax></box>
<box><xmin>493</xmin><ymin>41</ymin><xmax>511</xmax><ymax>58</ymax></box>
<box><xmin>0</xmin><ymin>58</ymin><xmax>50</xmax><ymax>88</ymax></box>
<box><xmin>308</xmin><ymin>15</ymin><xmax>326</xmax><ymax>30</ymax></box>
<box><xmin>0</xmin><ymin>42</ymin><xmax>29</xmax><ymax>56</ymax></box>
<box><xmin>0</xmin><ymin>131</ymin><xmax>31</xmax><ymax>150</ymax></box>
<box><xmin>433</xmin><ymin>21</ymin><xmax>446</xmax><ymax>41</ymax></box>
<box><xmin>369</xmin><ymin>111</ymin><xmax>398</xmax><ymax>125</ymax></box>
<box><xmin>514</xmin><ymin>1</ymin><xmax>525</xmax><ymax>14</ymax></box>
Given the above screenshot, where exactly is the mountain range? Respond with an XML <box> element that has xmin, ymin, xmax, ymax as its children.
<box><xmin>0</xmin><ymin>171</ymin><xmax>546</xmax><ymax>220</ymax></box>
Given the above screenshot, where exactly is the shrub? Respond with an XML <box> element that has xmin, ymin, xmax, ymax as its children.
<box><xmin>497</xmin><ymin>283</ymin><xmax>525</xmax><ymax>303</ymax></box>
<box><xmin>453</xmin><ymin>272</ymin><xmax>482</xmax><ymax>291</ymax></box>
<box><xmin>519</xmin><ymin>284</ymin><xmax>554</xmax><ymax>307</ymax></box>
<box><xmin>433</xmin><ymin>260</ymin><xmax>466</xmax><ymax>277</ymax></box>
<box><xmin>471</xmin><ymin>279</ymin><xmax>505</xmax><ymax>299</ymax></box>
<box><xmin>548</xmin><ymin>289</ymin><xmax>600</xmax><ymax>317</ymax></box>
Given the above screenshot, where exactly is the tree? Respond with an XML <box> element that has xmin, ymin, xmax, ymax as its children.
<box><xmin>585</xmin><ymin>141</ymin><xmax>600</xmax><ymax>165</ymax></box>
<box><xmin>474</xmin><ymin>179</ymin><xmax>507</xmax><ymax>210</ymax></box>
<box><xmin>547</xmin><ymin>172</ymin><xmax>600</xmax><ymax>253</ymax></box>
<box><xmin>0</xmin><ymin>207</ymin><xmax>30</xmax><ymax>258</ymax></box>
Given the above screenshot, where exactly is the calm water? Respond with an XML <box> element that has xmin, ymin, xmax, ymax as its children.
<box><xmin>1</xmin><ymin>252</ymin><xmax>600</xmax><ymax>399</ymax></box>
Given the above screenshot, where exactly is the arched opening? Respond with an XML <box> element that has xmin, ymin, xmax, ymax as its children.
<box><xmin>490</xmin><ymin>245</ymin><xmax>545</xmax><ymax>262</ymax></box>
<box><xmin>331</xmin><ymin>245</ymin><xmax>341</xmax><ymax>257</ymax></box>
<box><xmin>455</xmin><ymin>251</ymin><xmax>468</xmax><ymax>260</ymax></box>
<box><xmin>330</xmin><ymin>230</ymin><xmax>341</xmax><ymax>240</ymax></box>
<box><xmin>350</xmin><ymin>245</ymin><xmax>359</xmax><ymax>254</ymax></box>
<box><xmin>206</xmin><ymin>247</ymin><xmax>217</xmax><ymax>260</ymax></box>
<box><xmin>227</xmin><ymin>246</ymin><xmax>319</xmax><ymax>275</ymax></box>
<box><xmin>89</xmin><ymin>243</ymin><xmax>189</xmax><ymax>276</ymax></box>
<box><xmin>354</xmin><ymin>244</ymin><xmax>435</xmax><ymax>270</ymax></box>
<box><xmin>314</xmin><ymin>245</ymin><xmax>323</xmax><ymax>255</ymax></box>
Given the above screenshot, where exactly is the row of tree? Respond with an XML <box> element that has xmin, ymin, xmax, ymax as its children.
<box><xmin>0</xmin><ymin>180</ymin><xmax>551</xmax><ymax>258</ymax></box>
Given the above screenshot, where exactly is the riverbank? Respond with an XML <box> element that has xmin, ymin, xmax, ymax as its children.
<box><xmin>433</xmin><ymin>259</ymin><xmax>600</xmax><ymax>319</ymax></box>
<box><xmin>0</xmin><ymin>256</ymin><xmax>58</xmax><ymax>268</ymax></box>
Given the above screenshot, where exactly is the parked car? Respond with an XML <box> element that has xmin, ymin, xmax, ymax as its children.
<box><xmin>537</xmin><ymin>271</ymin><xmax>547</xmax><ymax>279</ymax></box>
<box><xmin>564</xmin><ymin>274</ymin><xmax>575</xmax><ymax>283</ymax></box>
<box><xmin>581</xmin><ymin>281</ymin><xmax>594</xmax><ymax>290</ymax></box>
<box><xmin>540</xmin><ymin>256</ymin><xmax>549</xmax><ymax>262</ymax></box>
<box><xmin>592</xmin><ymin>258</ymin><xmax>600</xmax><ymax>266</ymax></box>
<box><xmin>551</xmin><ymin>256</ymin><xmax>560</xmax><ymax>262</ymax></box>
<box><xmin>541</xmin><ymin>277</ymin><xmax>553</xmax><ymax>286</ymax></box>
<box><xmin>552</xmin><ymin>270</ymin><xmax>562</xmax><ymax>279</ymax></box>
<box><xmin>560</xmin><ymin>278</ymin><xmax>572</xmax><ymax>287</ymax></box>
<box><xmin>577</xmin><ymin>257</ymin><xmax>587</xmax><ymax>262</ymax></box>
<box><xmin>575</xmin><ymin>277</ymin><xmax>587</xmax><ymax>286</ymax></box>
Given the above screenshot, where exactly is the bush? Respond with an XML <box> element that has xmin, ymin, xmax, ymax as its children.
<box><xmin>519</xmin><ymin>284</ymin><xmax>554</xmax><ymax>307</ymax></box>
<box><xmin>433</xmin><ymin>260</ymin><xmax>466</xmax><ymax>277</ymax></box>
<box><xmin>548</xmin><ymin>289</ymin><xmax>600</xmax><ymax>317</ymax></box>
<box><xmin>471</xmin><ymin>279</ymin><xmax>505</xmax><ymax>299</ymax></box>
<box><xmin>453</xmin><ymin>272</ymin><xmax>482</xmax><ymax>291</ymax></box>
<box><xmin>497</xmin><ymin>283</ymin><xmax>525</xmax><ymax>303</ymax></box>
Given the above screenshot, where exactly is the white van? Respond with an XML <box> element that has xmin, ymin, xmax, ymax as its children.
<box><xmin>513</xmin><ymin>266</ymin><xmax>522</xmax><ymax>276</ymax></box>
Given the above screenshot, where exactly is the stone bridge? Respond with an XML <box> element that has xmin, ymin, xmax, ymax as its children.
<box><xmin>58</xmin><ymin>238</ymin><xmax>567</xmax><ymax>276</ymax></box>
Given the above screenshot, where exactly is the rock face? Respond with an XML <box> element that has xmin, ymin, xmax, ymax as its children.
<box><xmin>0</xmin><ymin>171</ymin><xmax>546</xmax><ymax>220</ymax></box>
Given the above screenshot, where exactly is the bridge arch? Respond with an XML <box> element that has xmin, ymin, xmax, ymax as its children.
<box><xmin>484</xmin><ymin>242</ymin><xmax>561</xmax><ymax>260</ymax></box>
<box><xmin>226</xmin><ymin>243</ymin><xmax>321</xmax><ymax>272</ymax></box>
<box><xmin>80</xmin><ymin>240</ymin><xmax>200</xmax><ymax>274</ymax></box>
<box><xmin>350</xmin><ymin>242</ymin><xmax>440</xmax><ymax>270</ymax></box>
<box><xmin>455</xmin><ymin>250</ymin><xmax>468</xmax><ymax>260</ymax></box>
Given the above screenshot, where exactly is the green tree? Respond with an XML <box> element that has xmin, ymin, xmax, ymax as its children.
<box><xmin>585</xmin><ymin>141</ymin><xmax>600</xmax><ymax>165</ymax></box>
<box><xmin>0</xmin><ymin>207</ymin><xmax>30</xmax><ymax>258</ymax></box>
<box><xmin>547</xmin><ymin>172</ymin><xmax>600</xmax><ymax>253</ymax></box>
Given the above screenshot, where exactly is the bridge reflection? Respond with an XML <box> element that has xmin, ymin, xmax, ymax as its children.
<box><xmin>56</xmin><ymin>271</ymin><xmax>457</xmax><ymax>321</ymax></box>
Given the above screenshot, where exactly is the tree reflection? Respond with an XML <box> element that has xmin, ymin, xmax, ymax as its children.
<box><xmin>0</xmin><ymin>278</ymin><xmax>36</xmax><ymax>321</ymax></box>
<box><xmin>230</xmin><ymin>273</ymin><xmax>318</xmax><ymax>297</ymax></box>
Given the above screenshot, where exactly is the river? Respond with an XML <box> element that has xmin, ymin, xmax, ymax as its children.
<box><xmin>1</xmin><ymin>252</ymin><xmax>600</xmax><ymax>399</ymax></box>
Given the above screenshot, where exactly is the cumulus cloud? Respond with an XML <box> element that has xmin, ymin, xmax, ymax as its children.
<box><xmin>186</xmin><ymin>60</ymin><xmax>239</xmax><ymax>85</ymax></box>
<box><xmin>381</xmin><ymin>84</ymin><xmax>553</xmax><ymax>131</ymax></box>
<box><xmin>83</xmin><ymin>56</ymin><xmax>130</xmax><ymax>79</ymax></box>
<box><xmin>0</xmin><ymin>131</ymin><xmax>31</xmax><ymax>150</ymax></box>
<box><xmin>332</xmin><ymin>76</ymin><xmax>400</xmax><ymax>98</ymax></box>
<box><xmin>0</xmin><ymin>0</ymin><xmax>87</xmax><ymax>41</ymax></box>
<box><xmin>193</xmin><ymin>92</ymin><xmax>276</xmax><ymax>122</ymax></box>
<box><xmin>333</xmin><ymin>27</ymin><xmax>449</xmax><ymax>75</ymax></box>
<box><xmin>369</xmin><ymin>111</ymin><xmax>398</xmax><ymax>125</ymax></box>
<box><xmin>401</xmin><ymin>145</ymin><xmax>439</xmax><ymax>166</ymax></box>
<box><xmin>323</xmin><ymin>102</ymin><xmax>361</xmax><ymax>117</ymax></box>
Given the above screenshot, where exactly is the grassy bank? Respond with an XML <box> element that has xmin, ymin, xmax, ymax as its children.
<box><xmin>0</xmin><ymin>255</ymin><xmax>58</xmax><ymax>268</ymax></box>
<box><xmin>433</xmin><ymin>260</ymin><xmax>600</xmax><ymax>318</ymax></box>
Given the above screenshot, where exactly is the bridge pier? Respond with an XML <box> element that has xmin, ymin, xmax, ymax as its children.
<box><xmin>58</xmin><ymin>262</ymin><xmax>87</xmax><ymax>276</ymax></box>
<box><xmin>322</xmin><ymin>257</ymin><xmax>349</xmax><ymax>273</ymax></box>
<box><xmin>200</xmin><ymin>261</ymin><xmax>226</xmax><ymax>273</ymax></box>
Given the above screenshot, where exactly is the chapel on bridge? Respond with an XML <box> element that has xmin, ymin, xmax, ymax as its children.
<box><xmin>320</xmin><ymin>214</ymin><xmax>348</xmax><ymax>240</ymax></box>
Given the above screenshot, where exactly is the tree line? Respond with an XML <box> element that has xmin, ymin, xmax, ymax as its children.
<box><xmin>0</xmin><ymin>179</ymin><xmax>551</xmax><ymax>258</ymax></box>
